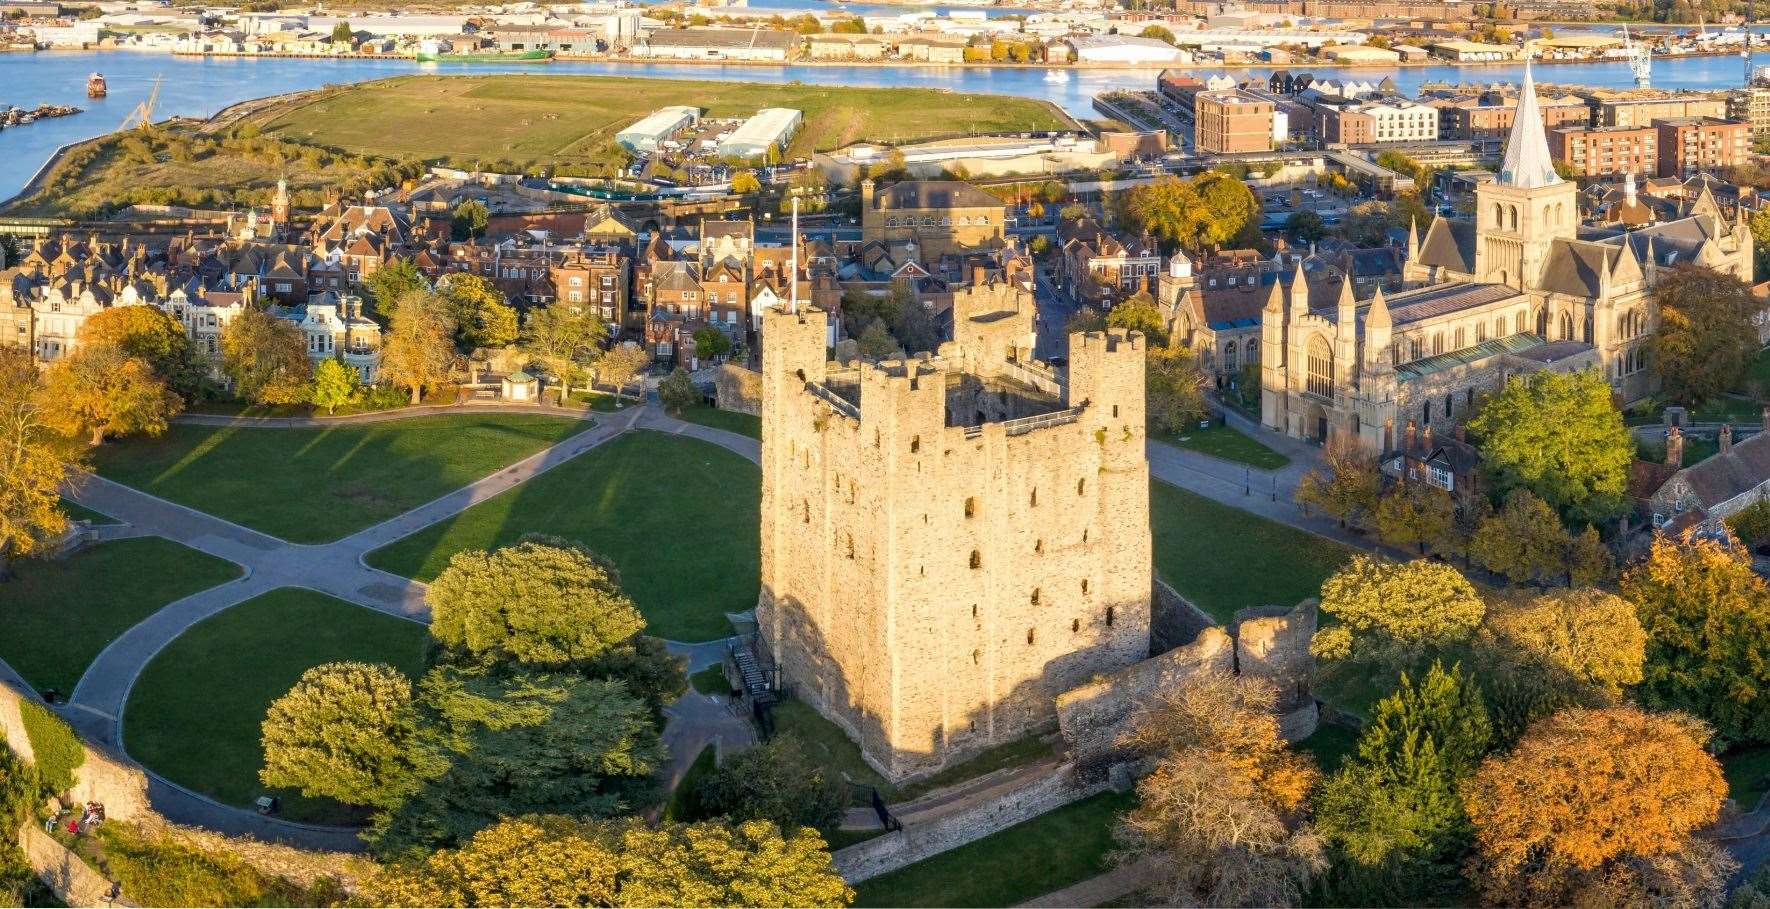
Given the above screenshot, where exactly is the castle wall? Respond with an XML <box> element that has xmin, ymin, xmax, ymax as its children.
<box><xmin>758</xmin><ymin>306</ymin><xmax>1152</xmax><ymax>780</ymax></box>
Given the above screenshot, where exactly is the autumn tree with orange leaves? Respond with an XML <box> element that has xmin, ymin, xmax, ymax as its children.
<box><xmin>1114</xmin><ymin>672</ymin><xmax>1325</xmax><ymax>908</ymax></box>
<box><xmin>1461</xmin><ymin>706</ymin><xmax>1733</xmax><ymax>907</ymax></box>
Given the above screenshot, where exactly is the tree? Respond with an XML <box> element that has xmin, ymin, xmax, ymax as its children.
<box><xmin>658</xmin><ymin>368</ymin><xmax>698</xmax><ymax>414</ymax></box>
<box><xmin>1106</xmin><ymin>294</ymin><xmax>1165</xmax><ymax>340</ymax></box>
<box><xmin>44</xmin><ymin>345</ymin><xmax>181</xmax><ymax>447</ymax></box>
<box><xmin>1465</xmin><ymin>369</ymin><xmax>1633</xmax><ymax>525</ymax></box>
<box><xmin>1313</xmin><ymin>556</ymin><xmax>1485</xmax><ymax>658</ymax></box>
<box><xmin>1314</xmin><ymin>662</ymin><xmax>1490</xmax><ymax>901</ymax></box>
<box><xmin>595</xmin><ymin>342</ymin><xmax>649</xmax><ymax>402</ymax></box>
<box><xmin>1145</xmin><ymin>344</ymin><xmax>1208</xmax><ymax>435</ymax></box>
<box><xmin>365</xmin><ymin>815</ymin><xmax>851</xmax><ymax>908</ymax></box>
<box><xmin>381</xmin><ymin>290</ymin><xmax>456</xmax><ymax>406</ymax></box>
<box><xmin>1139</xmin><ymin>24</ymin><xmax>1175</xmax><ymax>42</ymax></box>
<box><xmin>729</xmin><ymin>170</ymin><xmax>761</xmax><ymax>195</ymax></box>
<box><xmin>1469</xmin><ymin>489</ymin><xmax>1572</xmax><ymax>585</ymax></box>
<box><xmin>78</xmin><ymin>305</ymin><xmax>203</xmax><ymax>397</ymax></box>
<box><xmin>1374</xmin><ymin>482</ymin><xmax>1455</xmax><ymax>555</ymax></box>
<box><xmin>1461</xmin><ymin>706</ymin><xmax>1730</xmax><ymax>907</ymax></box>
<box><xmin>438</xmin><ymin>274</ymin><xmax>517</xmax><ymax>352</ymax></box>
<box><xmin>260</xmin><ymin>661</ymin><xmax>432</xmax><ymax>809</ymax></box>
<box><xmin>220</xmin><ymin>308</ymin><xmax>310</xmax><ymax>405</ymax></box>
<box><xmin>1285</xmin><ymin>209</ymin><xmax>1327</xmax><ymax>243</ymax></box>
<box><xmin>693</xmin><ymin>326</ymin><xmax>732</xmax><ymax>361</ymax></box>
<box><xmin>309</xmin><ymin>359</ymin><xmax>359</xmax><ymax>415</ymax></box>
<box><xmin>689</xmin><ymin>735</ymin><xmax>848</xmax><ymax>833</ymax></box>
<box><xmin>1294</xmin><ymin>438</ymin><xmax>1380</xmax><ymax>529</ymax></box>
<box><xmin>1192</xmin><ymin>171</ymin><xmax>1263</xmax><ymax>249</ymax></box>
<box><xmin>1481</xmin><ymin>589</ymin><xmax>1645</xmax><ymax>700</ymax></box>
<box><xmin>855</xmin><ymin>321</ymin><xmax>899</xmax><ymax>361</ymax></box>
<box><xmin>362</xmin><ymin>258</ymin><xmax>427</xmax><ymax>322</ymax></box>
<box><xmin>0</xmin><ymin>349</ymin><xmax>83</xmax><ymax>581</ymax></box>
<box><xmin>522</xmin><ymin>303</ymin><xmax>606</xmax><ymax>402</ymax></box>
<box><xmin>1620</xmin><ymin>534</ymin><xmax>1770</xmax><ymax>744</ymax></box>
<box><xmin>1565</xmin><ymin>524</ymin><xmax>1614</xmax><ymax>587</ymax></box>
<box><xmin>450</xmin><ymin>200</ymin><xmax>489</xmax><ymax>241</ymax></box>
<box><xmin>329</xmin><ymin>20</ymin><xmax>353</xmax><ymax>42</ymax></box>
<box><xmin>427</xmin><ymin>539</ymin><xmax>646</xmax><ymax>669</ymax></box>
<box><xmin>373</xmin><ymin>668</ymin><xmax>665</xmax><ymax>853</ymax></box>
<box><xmin>1122</xmin><ymin>173</ymin><xmax>1259</xmax><ymax>253</ymax></box>
<box><xmin>1648</xmin><ymin>264</ymin><xmax>1762</xmax><ymax>406</ymax></box>
<box><xmin>1114</xmin><ymin>673</ymin><xmax>1324</xmax><ymax>908</ymax></box>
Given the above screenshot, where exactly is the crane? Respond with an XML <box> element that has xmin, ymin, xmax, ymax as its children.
<box><xmin>119</xmin><ymin>75</ymin><xmax>162</xmax><ymax>131</ymax></box>
<box><xmin>1622</xmin><ymin>23</ymin><xmax>1652</xmax><ymax>89</ymax></box>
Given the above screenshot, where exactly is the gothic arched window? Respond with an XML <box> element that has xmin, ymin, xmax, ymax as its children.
<box><xmin>1306</xmin><ymin>336</ymin><xmax>1334</xmax><ymax>400</ymax></box>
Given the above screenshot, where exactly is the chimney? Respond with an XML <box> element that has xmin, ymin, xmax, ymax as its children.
<box><xmin>861</xmin><ymin>179</ymin><xmax>875</xmax><ymax>214</ymax></box>
<box><xmin>1422</xmin><ymin>424</ymin><xmax>1434</xmax><ymax>452</ymax></box>
<box><xmin>972</xmin><ymin>264</ymin><xmax>987</xmax><ymax>287</ymax></box>
<box><xmin>1404</xmin><ymin>418</ymin><xmax>1417</xmax><ymax>451</ymax></box>
<box><xmin>1721</xmin><ymin>423</ymin><xmax>1734</xmax><ymax>454</ymax></box>
<box><xmin>1666</xmin><ymin>425</ymin><xmax>1684</xmax><ymax>468</ymax></box>
<box><xmin>1454</xmin><ymin>424</ymin><xmax>1466</xmax><ymax>443</ymax></box>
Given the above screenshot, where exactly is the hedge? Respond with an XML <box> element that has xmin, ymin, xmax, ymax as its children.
<box><xmin>18</xmin><ymin>701</ymin><xmax>83</xmax><ymax>794</ymax></box>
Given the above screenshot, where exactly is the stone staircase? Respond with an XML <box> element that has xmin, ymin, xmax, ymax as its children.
<box><xmin>729</xmin><ymin>636</ymin><xmax>777</xmax><ymax>707</ymax></box>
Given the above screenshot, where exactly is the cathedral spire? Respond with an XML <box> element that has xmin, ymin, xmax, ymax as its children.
<box><xmin>1498</xmin><ymin>58</ymin><xmax>1561</xmax><ymax>190</ymax></box>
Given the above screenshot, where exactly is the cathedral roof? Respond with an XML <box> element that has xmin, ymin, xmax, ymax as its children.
<box><xmin>1395</xmin><ymin>331</ymin><xmax>1547</xmax><ymax>381</ymax></box>
<box><xmin>1496</xmin><ymin>60</ymin><xmax>1561</xmax><ymax>190</ymax></box>
<box><xmin>1383</xmin><ymin>281</ymin><xmax>1519</xmax><ymax>326</ymax></box>
<box><xmin>1538</xmin><ymin>239</ymin><xmax>1621</xmax><ymax>298</ymax></box>
<box><xmin>1416</xmin><ymin>217</ymin><xmax>1476</xmax><ymax>275</ymax></box>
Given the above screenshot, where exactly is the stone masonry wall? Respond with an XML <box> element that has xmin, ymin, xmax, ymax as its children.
<box><xmin>0</xmin><ymin>681</ymin><xmax>150</xmax><ymax>821</ymax></box>
<box><xmin>830</xmin><ymin>762</ymin><xmax>1108</xmax><ymax>884</ymax></box>
<box><xmin>714</xmin><ymin>363</ymin><xmax>762</xmax><ymax>415</ymax></box>
<box><xmin>18</xmin><ymin>825</ymin><xmax>136</xmax><ymax>908</ymax></box>
<box><xmin>1150</xmin><ymin>578</ymin><xmax>1214</xmax><ymax>654</ymax></box>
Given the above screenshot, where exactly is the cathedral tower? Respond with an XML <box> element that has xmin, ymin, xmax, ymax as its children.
<box><xmin>1474</xmin><ymin>59</ymin><xmax>1578</xmax><ymax>290</ymax></box>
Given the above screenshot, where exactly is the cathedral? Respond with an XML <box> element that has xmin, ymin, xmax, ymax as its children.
<box><xmin>1261</xmin><ymin>62</ymin><xmax>1755</xmax><ymax>452</ymax></box>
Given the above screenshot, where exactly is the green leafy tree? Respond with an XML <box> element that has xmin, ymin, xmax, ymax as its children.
<box><xmin>658</xmin><ymin>367</ymin><xmax>699</xmax><ymax>414</ymax></box>
<box><xmin>521</xmin><ymin>303</ymin><xmax>607</xmax><ymax>401</ymax></box>
<box><xmin>1285</xmin><ymin>209</ymin><xmax>1327</xmax><ymax>243</ymax></box>
<box><xmin>426</xmin><ymin>539</ymin><xmax>646</xmax><ymax>669</ymax></box>
<box><xmin>439</xmin><ymin>274</ymin><xmax>517</xmax><ymax>352</ymax></box>
<box><xmin>1146</xmin><ymin>344</ymin><xmax>1208</xmax><ymax>434</ymax></box>
<box><xmin>595</xmin><ymin>342</ymin><xmax>649</xmax><ymax>402</ymax></box>
<box><xmin>1620</xmin><ymin>534</ymin><xmax>1770</xmax><ymax>744</ymax></box>
<box><xmin>450</xmin><ymin>200</ymin><xmax>489</xmax><ymax>241</ymax></box>
<box><xmin>1295</xmin><ymin>438</ymin><xmax>1381</xmax><ymax>529</ymax></box>
<box><xmin>365</xmin><ymin>815</ymin><xmax>851</xmax><ymax>908</ymax></box>
<box><xmin>362</xmin><ymin>258</ymin><xmax>427</xmax><ymax>322</ymax></box>
<box><xmin>1481</xmin><ymin>588</ymin><xmax>1646</xmax><ymax>700</ymax></box>
<box><xmin>693</xmin><ymin>326</ymin><xmax>733</xmax><ymax>361</ymax></box>
<box><xmin>260</xmin><ymin>661</ymin><xmax>432</xmax><ymax>809</ymax></box>
<box><xmin>1106</xmin><ymin>294</ymin><xmax>1165</xmax><ymax>340</ymax></box>
<box><xmin>1470</xmin><ymin>489</ymin><xmax>1571</xmax><ymax>585</ymax></box>
<box><xmin>1139</xmin><ymin>24</ymin><xmax>1175</xmax><ymax>42</ymax></box>
<box><xmin>855</xmin><ymin>321</ymin><xmax>899</xmax><ymax>361</ymax></box>
<box><xmin>1314</xmin><ymin>556</ymin><xmax>1486</xmax><ymax>657</ymax></box>
<box><xmin>219</xmin><ymin>308</ymin><xmax>311</xmax><ymax>406</ymax></box>
<box><xmin>1375</xmin><ymin>483</ymin><xmax>1456</xmax><ymax>555</ymax></box>
<box><xmin>329</xmin><ymin>21</ymin><xmax>353</xmax><ymax>42</ymax></box>
<box><xmin>309</xmin><ymin>359</ymin><xmax>358</xmax><ymax>415</ymax></box>
<box><xmin>77</xmin><ymin>305</ymin><xmax>205</xmax><ymax>398</ymax></box>
<box><xmin>1315</xmin><ymin>662</ymin><xmax>1491</xmax><ymax>902</ymax></box>
<box><xmin>1748</xmin><ymin>207</ymin><xmax>1770</xmax><ymax>280</ymax></box>
<box><xmin>1648</xmin><ymin>264</ymin><xmax>1762</xmax><ymax>406</ymax></box>
<box><xmin>1565</xmin><ymin>525</ymin><xmax>1614</xmax><ymax>587</ymax></box>
<box><xmin>1466</xmin><ymin>369</ymin><xmax>1632</xmax><ymax>524</ymax></box>
<box><xmin>689</xmin><ymin>735</ymin><xmax>848</xmax><ymax>832</ymax></box>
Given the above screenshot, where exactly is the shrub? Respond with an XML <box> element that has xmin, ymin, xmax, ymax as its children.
<box><xmin>19</xmin><ymin>700</ymin><xmax>83</xmax><ymax>795</ymax></box>
<box><xmin>88</xmin><ymin>822</ymin><xmax>345</xmax><ymax>908</ymax></box>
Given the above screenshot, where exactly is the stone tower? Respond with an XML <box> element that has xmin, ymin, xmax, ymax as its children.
<box><xmin>756</xmin><ymin>295</ymin><xmax>1151</xmax><ymax>781</ymax></box>
<box><xmin>1474</xmin><ymin>59</ymin><xmax>1578</xmax><ymax>290</ymax></box>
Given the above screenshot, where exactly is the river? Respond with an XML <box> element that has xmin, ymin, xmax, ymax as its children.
<box><xmin>1</xmin><ymin>47</ymin><xmax>1767</xmax><ymax>202</ymax></box>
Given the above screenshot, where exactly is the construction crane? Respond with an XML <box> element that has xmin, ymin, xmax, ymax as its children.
<box><xmin>119</xmin><ymin>75</ymin><xmax>162</xmax><ymax>131</ymax></box>
<box><xmin>1622</xmin><ymin>23</ymin><xmax>1652</xmax><ymax>89</ymax></box>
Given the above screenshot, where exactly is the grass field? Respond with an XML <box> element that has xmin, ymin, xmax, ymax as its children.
<box><xmin>249</xmin><ymin>75</ymin><xmax>1072</xmax><ymax>168</ymax></box>
<box><xmin>852</xmin><ymin>789</ymin><xmax>1135</xmax><ymax>907</ymax></box>
<box><xmin>1724</xmin><ymin>745</ymin><xmax>1770</xmax><ymax>810</ymax></box>
<box><xmin>676</xmin><ymin>404</ymin><xmax>762</xmax><ymax>440</ymax></box>
<box><xmin>365</xmin><ymin>430</ymin><xmax>758</xmax><ymax>642</ymax></box>
<box><xmin>1149</xmin><ymin>480</ymin><xmax>1354</xmax><ymax>624</ymax></box>
<box><xmin>1297</xmin><ymin>723</ymin><xmax>1360</xmax><ymax>774</ymax></box>
<box><xmin>0</xmin><ymin>538</ymin><xmax>240</xmax><ymax>696</ymax></box>
<box><xmin>124</xmin><ymin>589</ymin><xmax>428</xmax><ymax>826</ymax></box>
<box><xmin>90</xmin><ymin>414</ymin><xmax>587</xmax><ymax>544</ymax></box>
<box><xmin>59</xmin><ymin>499</ymin><xmax>117</xmax><ymax>525</ymax></box>
<box><xmin>1156</xmin><ymin>423</ymin><xmax>1289</xmax><ymax>470</ymax></box>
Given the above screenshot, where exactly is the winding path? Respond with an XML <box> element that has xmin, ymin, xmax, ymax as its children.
<box><xmin>40</xmin><ymin>402</ymin><xmax>770</xmax><ymax>850</ymax></box>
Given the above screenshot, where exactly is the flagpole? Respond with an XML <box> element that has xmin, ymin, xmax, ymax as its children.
<box><xmin>789</xmin><ymin>195</ymin><xmax>799</xmax><ymax>315</ymax></box>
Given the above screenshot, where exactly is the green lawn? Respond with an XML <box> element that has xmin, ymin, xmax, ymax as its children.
<box><xmin>664</xmin><ymin>745</ymin><xmax>717</xmax><ymax>822</ymax></box>
<box><xmin>124</xmin><ymin>589</ymin><xmax>428</xmax><ymax>825</ymax></box>
<box><xmin>852</xmin><ymin>790</ymin><xmax>1135</xmax><ymax>908</ymax></box>
<box><xmin>1723</xmin><ymin>745</ymin><xmax>1770</xmax><ymax>810</ymax></box>
<box><xmin>0</xmin><ymin>538</ymin><xmax>240</xmax><ymax>696</ymax></box>
<box><xmin>1636</xmin><ymin>433</ymin><xmax>1720</xmax><ymax>466</ymax></box>
<box><xmin>675</xmin><ymin>405</ymin><xmax>761</xmax><ymax>441</ymax></box>
<box><xmin>1149</xmin><ymin>480</ymin><xmax>1355</xmax><ymax>624</ymax></box>
<box><xmin>1744</xmin><ymin>345</ymin><xmax>1770</xmax><ymax>392</ymax></box>
<box><xmin>1297</xmin><ymin>723</ymin><xmax>1360</xmax><ymax>774</ymax></box>
<box><xmin>59</xmin><ymin>498</ymin><xmax>116</xmax><ymax>525</ymax></box>
<box><xmin>1156</xmin><ymin>423</ymin><xmax>1289</xmax><ymax>470</ymax></box>
<box><xmin>253</xmin><ymin>74</ymin><xmax>1071</xmax><ymax>170</ymax></box>
<box><xmin>570</xmin><ymin>390</ymin><xmax>627</xmax><ymax>413</ymax></box>
<box><xmin>771</xmin><ymin>699</ymin><xmax>1054</xmax><ymax>803</ymax></box>
<box><xmin>90</xmin><ymin>414</ymin><xmax>587</xmax><ymax>544</ymax></box>
<box><xmin>689</xmin><ymin>665</ymin><xmax>732</xmax><ymax>696</ymax></box>
<box><xmin>365</xmin><ymin>430</ymin><xmax>758</xmax><ymax>642</ymax></box>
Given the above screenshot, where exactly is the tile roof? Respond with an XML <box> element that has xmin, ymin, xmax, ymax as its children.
<box><xmin>1384</xmin><ymin>281</ymin><xmax>1520</xmax><ymax>327</ymax></box>
<box><xmin>1416</xmin><ymin>217</ymin><xmax>1476</xmax><ymax>275</ymax></box>
<box><xmin>1676</xmin><ymin>429</ymin><xmax>1770</xmax><ymax>508</ymax></box>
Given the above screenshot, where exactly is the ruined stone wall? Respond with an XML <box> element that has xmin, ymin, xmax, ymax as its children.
<box><xmin>1150</xmin><ymin>578</ymin><xmax>1214</xmax><ymax>654</ymax></box>
<box><xmin>830</xmin><ymin>762</ymin><xmax>1108</xmax><ymax>884</ymax></box>
<box><xmin>0</xmin><ymin>682</ymin><xmax>150</xmax><ymax>821</ymax></box>
<box><xmin>714</xmin><ymin>363</ymin><xmax>762</xmax><ymax>415</ymax></box>
<box><xmin>18</xmin><ymin>825</ymin><xmax>135</xmax><ymax>908</ymax></box>
<box><xmin>758</xmin><ymin>306</ymin><xmax>1154</xmax><ymax>781</ymax></box>
<box><xmin>153</xmin><ymin>823</ymin><xmax>363</xmax><ymax>890</ymax></box>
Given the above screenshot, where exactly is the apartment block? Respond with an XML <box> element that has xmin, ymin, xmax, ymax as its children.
<box><xmin>1547</xmin><ymin>125</ymin><xmax>1657</xmax><ymax>178</ymax></box>
<box><xmin>1654</xmin><ymin>117</ymin><xmax>1750</xmax><ymax>178</ymax></box>
<box><xmin>1193</xmin><ymin>89</ymin><xmax>1275</xmax><ymax>154</ymax></box>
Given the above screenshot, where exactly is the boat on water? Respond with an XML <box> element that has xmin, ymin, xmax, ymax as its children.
<box><xmin>86</xmin><ymin>72</ymin><xmax>106</xmax><ymax>98</ymax></box>
<box><xmin>414</xmin><ymin>48</ymin><xmax>553</xmax><ymax>63</ymax></box>
<box><xmin>1043</xmin><ymin>70</ymin><xmax>1068</xmax><ymax>82</ymax></box>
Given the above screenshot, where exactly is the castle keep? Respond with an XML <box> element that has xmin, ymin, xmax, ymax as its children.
<box><xmin>756</xmin><ymin>285</ymin><xmax>1152</xmax><ymax>780</ymax></box>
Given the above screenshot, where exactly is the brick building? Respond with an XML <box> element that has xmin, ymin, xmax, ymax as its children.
<box><xmin>1548</xmin><ymin>125</ymin><xmax>1658</xmax><ymax>178</ymax></box>
<box><xmin>1193</xmin><ymin>89</ymin><xmax>1275</xmax><ymax>154</ymax></box>
<box><xmin>1655</xmin><ymin>117</ymin><xmax>1750</xmax><ymax>178</ymax></box>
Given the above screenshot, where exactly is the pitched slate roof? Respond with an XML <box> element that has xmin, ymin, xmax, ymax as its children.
<box><xmin>1675</xmin><ymin>429</ymin><xmax>1770</xmax><ymax>508</ymax></box>
<box><xmin>1383</xmin><ymin>281</ymin><xmax>1519</xmax><ymax>327</ymax></box>
<box><xmin>1416</xmin><ymin>217</ymin><xmax>1476</xmax><ymax>275</ymax></box>
<box><xmin>1538</xmin><ymin>239</ymin><xmax>1619</xmax><ymax>298</ymax></box>
<box><xmin>873</xmin><ymin>180</ymin><xmax>1003</xmax><ymax>212</ymax></box>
